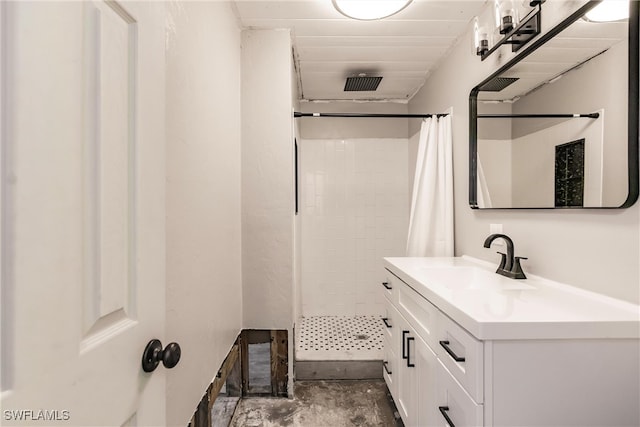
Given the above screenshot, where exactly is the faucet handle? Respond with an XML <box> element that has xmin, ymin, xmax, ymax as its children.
<box><xmin>512</xmin><ymin>256</ymin><xmax>528</xmax><ymax>279</ymax></box>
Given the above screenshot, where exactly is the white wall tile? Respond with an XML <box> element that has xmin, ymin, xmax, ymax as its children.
<box><xmin>300</xmin><ymin>138</ymin><xmax>408</xmax><ymax>316</ymax></box>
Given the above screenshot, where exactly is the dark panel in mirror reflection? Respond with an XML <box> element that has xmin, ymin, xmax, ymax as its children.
<box><xmin>555</xmin><ymin>139</ymin><xmax>585</xmax><ymax>207</ymax></box>
<box><xmin>469</xmin><ymin>0</ymin><xmax>639</xmax><ymax>209</ymax></box>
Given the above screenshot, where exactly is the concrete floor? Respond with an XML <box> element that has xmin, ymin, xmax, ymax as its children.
<box><xmin>228</xmin><ymin>380</ymin><xmax>402</xmax><ymax>427</ymax></box>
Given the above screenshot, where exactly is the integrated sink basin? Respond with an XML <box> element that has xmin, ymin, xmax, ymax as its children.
<box><xmin>383</xmin><ymin>255</ymin><xmax>640</xmax><ymax>427</ymax></box>
<box><xmin>385</xmin><ymin>256</ymin><xmax>640</xmax><ymax>340</ymax></box>
<box><xmin>418</xmin><ymin>265</ymin><xmax>535</xmax><ymax>292</ymax></box>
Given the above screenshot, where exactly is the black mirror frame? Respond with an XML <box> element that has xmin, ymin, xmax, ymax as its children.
<box><xmin>469</xmin><ymin>0</ymin><xmax>639</xmax><ymax>209</ymax></box>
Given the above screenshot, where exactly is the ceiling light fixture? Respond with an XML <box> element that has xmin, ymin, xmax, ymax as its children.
<box><xmin>584</xmin><ymin>0</ymin><xmax>629</xmax><ymax>22</ymax></box>
<box><xmin>332</xmin><ymin>0</ymin><xmax>413</xmax><ymax>21</ymax></box>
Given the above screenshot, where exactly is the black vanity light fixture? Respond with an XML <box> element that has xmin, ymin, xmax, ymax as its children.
<box><xmin>474</xmin><ymin>0</ymin><xmax>543</xmax><ymax>60</ymax></box>
<box><xmin>496</xmin><ymin>0</ymin><xmax>519</xmax><ymax>34</ymax></box>
<box><xmin>473</xmin><ymin>16</ymin><xmax>492</xmax><ymax>56</ymax></box>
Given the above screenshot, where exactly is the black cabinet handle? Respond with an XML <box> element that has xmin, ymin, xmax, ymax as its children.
<box><xmin>382</xmin><ymin>281</ymin><xmax>392</xmax><ymax>290</ymax></box>
<box><xmin>383</xmin><ymin>361</ymin><xmax>392</xmax><ymax>375</ymax></box>
<box><xmin>406</xmin><ymin>337</ymin><xmax>415</xmax><ymax>367</ymax></box>
<box><xmin>439</xmin><ymin>406</ymin><xmax>455</xmax><ymax>427</ymax></box>
<box><xmin>402</xmin><ymin>330</ymin><xmax>410</xmax><ymax>359</ymax></box>
<box><xmin>382</xmin><ymin>317</ymin><xmax>392</xmax><ymax>328</ymax></box>
<box><xmin>439</xmin><ymin>340</ymin><xmax>465</xmax><ymax>362</ymax></box>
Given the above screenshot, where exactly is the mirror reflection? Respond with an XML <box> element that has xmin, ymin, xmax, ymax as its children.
<box><xmin>470</xmin><ymin>1</ymin><xmax>638</xmax><ymax>209</ymax></box>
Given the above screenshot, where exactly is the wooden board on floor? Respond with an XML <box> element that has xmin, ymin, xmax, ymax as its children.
<box><xmin>227</xmin><ymin>350</ymin><xmax>242</xmax><ymax>397</ymax></box>
<box><xmin>190</xmin><ymin>343</ymin><xmax>240</xmax><ymax>427</ymax></box>
<box><xmin>240</xmin><ymin>331</ymin><xmax>249</xmax><ymax>395</ymax></box>
<box><xmin>211</xmin><ymin>396</ymin><xmax>240</xmax><ymax>427</ymax></box>
<box><xmin>270</xmin><ymin>330</ymin><xmax>288</xmax><ymax>397</ymax></box>
<box><xmin>210</xmin><ymin>344</ymin><xmax>240</xmax><ymax>405</ymax></box>
<box><xmin>295</xmin><ymin>360</ymin><xmax>383</xmax><ymax>380</ymax></box>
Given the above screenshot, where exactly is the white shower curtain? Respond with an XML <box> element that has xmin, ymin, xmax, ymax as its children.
<box><xmin>406</xmin><ymin>115</ymin><xmax>454</xmax><ymax>257</ymax></box>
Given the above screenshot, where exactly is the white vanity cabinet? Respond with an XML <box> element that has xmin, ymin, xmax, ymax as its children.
<box><xmin>382</xmin><ymin>270</ymin><xmax>482</xmax><ymax>427</ymax></box>
<box><xmin>382</xmin><ymin>257</ymin><xmax>640</xmax><ymax>427</ymax></box>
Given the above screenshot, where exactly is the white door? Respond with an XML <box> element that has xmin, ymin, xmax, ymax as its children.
<box><xmin>1</xmin><ymin>1</ymin><xmax>167</xmax><ymax>426</ymax></box>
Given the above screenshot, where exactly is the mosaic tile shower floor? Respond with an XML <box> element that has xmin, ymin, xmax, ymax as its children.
<box><xmin>295</xmin><ymin>316</ymin><xmax>384</xmax><ymax>361</ymax></box>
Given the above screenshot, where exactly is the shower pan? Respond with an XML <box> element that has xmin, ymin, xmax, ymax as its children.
<box><xmin>296</xmin><ymin>315</ymin><xmax>384</xmax><ymax>361</ymax></box>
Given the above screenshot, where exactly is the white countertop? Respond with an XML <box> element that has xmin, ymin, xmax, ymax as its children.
<box><xmin>384</xmin><ymin>256</ymin><xmax>640</xmax><ymax>340</ymax></box>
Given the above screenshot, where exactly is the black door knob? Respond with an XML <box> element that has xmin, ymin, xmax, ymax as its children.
<box><xmin>142</xmin><ymin>339</ymin><xmax>181</xmax><ymax>372</ymax></box>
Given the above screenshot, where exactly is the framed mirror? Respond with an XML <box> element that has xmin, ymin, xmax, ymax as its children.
<box><xmin>469</xmin><ymin>0</ymin><xmax>638</xmax><ymax>209</ymax></box>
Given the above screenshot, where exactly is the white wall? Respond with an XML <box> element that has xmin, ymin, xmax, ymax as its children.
<box><xmin>512</xmin><ymin>40</ymin><xmax>628</xmax><ymax>205</ymax></box>
<box><xmin>165</xmin><ymin>2</ymin><xmax>242</xmax><ymax>425</ymax></box>
<box><xmin>476</xmin><ymin>104</ymin><xmax>513</xmax><ymax>207</ymax></box>
<box><xmin>242</xmin><ymin>28</ymin><xmax>295</xmax><ymax>396</ymax></box>
<box><xmin>511</xmin><ymin>116</ymin><xmax>604</xmax><ymax>207</ymax></box>
<box><xmin>299</xmin><ymin>138</ymin><xmax>409</xmax><ymax>316</ymax></box>
<box><xmin>241</xmin><ymin>29</ymin><xmax>294</xmax><ymax>329</ymax></box>
<box><xmin>478</xmin><ymin>139</ymin><xmax>513</xmax><ymax>206</ymax></box>
<box><xmin>408</xmin><ymin>1</ymin><xmax>640</xmax><ymax>304</ymax></box>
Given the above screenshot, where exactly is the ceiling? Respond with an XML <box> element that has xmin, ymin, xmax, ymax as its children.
<box><xmin>232</xmin><ymin>0</ymin><xmax>488</xmax><ymax>101</ymax></box>
<box><xmin>479</xmin><ymin>16</ymin><xmax>628</xmax><ymax>101</ymax></box>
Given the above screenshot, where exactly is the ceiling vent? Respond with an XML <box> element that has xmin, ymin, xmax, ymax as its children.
<box><xmin>479</xmin><ymin>77</ymin><xmax>519</xmax><ymax>92</ymax></box>
<box><xmin>344</xmin><ymin>75</ymin><xmax>383</xmax><ymax>92</ymax></box>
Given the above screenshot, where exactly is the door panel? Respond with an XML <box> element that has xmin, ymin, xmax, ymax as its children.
<box><xmin>82</xmin><ymin>0</ymin><xmax>138</xmax><ymax>345</ymax></box>
<box><xmin>1</xmin><ymin>1</ymin><xmax>166</xmax><ymax>425</ymax></box>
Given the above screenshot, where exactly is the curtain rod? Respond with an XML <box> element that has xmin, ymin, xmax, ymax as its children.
<box><xmin>293</xmin><ymin>112</ymin><xmax>449</xmax><ymax>119</ymax></box>
<box><xmin>478</xmin><ymin>113</ymin><xmax>600</xmax><ymax>119</ymax></box>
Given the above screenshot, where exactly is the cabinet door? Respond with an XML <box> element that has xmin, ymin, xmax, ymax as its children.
<box><xmin>382</xmin><ymin>338</ymin><xmax>397</xmax><ymax>398</ymax></box>
<box><xmin>414</xmin><ymin>333</ymin><xmax>440</xmax><ymax>427</ymax></box>
<box><xmin>396</xmin><ymin>316</ymin><xmax>414</xmax><ymax>425</ymax></box>
<box><xmin>397</xmin><ymin>316</ymin><xmax>439</xmax><ymax>427</ymax></box>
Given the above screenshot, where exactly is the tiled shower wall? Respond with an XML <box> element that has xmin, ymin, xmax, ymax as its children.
<box><xmin>299</xmin><ymin>139</ymin><xmax>409</xmax><ymax>316</ymax></box>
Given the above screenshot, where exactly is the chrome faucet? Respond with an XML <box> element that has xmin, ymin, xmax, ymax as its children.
<box><xmin>483</xmin><ymin>234</ymin><xmax>527</xmax><ymax>279</ymax></box>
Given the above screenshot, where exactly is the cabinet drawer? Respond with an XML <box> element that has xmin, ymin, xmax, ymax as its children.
<box><xmin>437</xmin><ymin>360</ymin><xmax>483</xmax><ymax>427</ymax></box>
<box><xmin>382</xmin><ymin>341</ymin><xmax>397</xmax><ymax>398</ymax></box>
<box><xmin>437</xmin><ymin>313</ymin><xmax>483</xmax><ymax>403</ymax></box>
<box><xmin>382</xmin><ymin>299</ymin><xmax>399</xmax><ymax>344</ymax></box>
<box><xmin>382</xmin><ymin>269</ymin><xmax>399</xmax><ymax>304</ymax></box>
<box><xmin>397</xmin><ymin>281</ymin><xmax>439</xmax><ymax>349</ymax></box>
